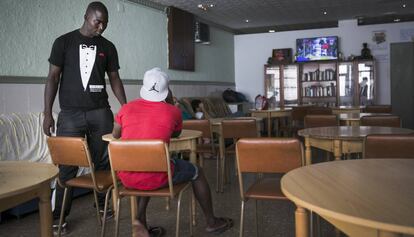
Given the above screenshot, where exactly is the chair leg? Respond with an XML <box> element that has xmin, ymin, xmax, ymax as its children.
<box><xmin>255</xmin><ymin>200</ymin><xmax>258</xmax><ymax>237</ymax></box>
<box><xmin>100</xmin><ymin>188</ymin><xmax>112</xmax><ymax>237</ymax></box>
<box><xmin>221</xmin><ymin>153</ymin><xmax>226</xmax><ymax>192</ymax></box>
<box><xmin>216</xmin><ymin>152</ymin><xmax>220</xmax><ymax>192</ymax></box>
<box><xmin>176</xmin><ymin>192</ymin><xmax>184</xmax><ymax>237</ymax></box>
<box><xmin>57</xmin><ymin>187</ymin><xmax>69</xmax><ymax>237</ymax></box>
<box><xmin>115</xmin><ymin>197</ymin><xmax>121</xmax><ymax>237</ymax></box>
<box><xmin>93</xmin><ymin>190</ymin><xmax>102</xmax><ymax>226</ymax></box>
<box><xmin>239</xmin><ymin>200</ymin><xmax>245</xmax><ymax>237</ymax></box>
<box><xmin>189</xmin><ymin>190</ymin><xmax>193</xmax><ymax>236</ymax></box>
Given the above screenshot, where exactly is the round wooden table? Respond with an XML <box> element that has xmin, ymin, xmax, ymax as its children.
<box><xmin>281</xmin><ymin>159</ymin><xmax>414</xmax><ymax>237</ymax></box>
<box><xmin>0</xmin><ymin>161</ymin><xmax>58</xmax><ymax>237</ymax></box>
<box><xmin>250</xmin><ymin>108</ymin><xmax>292</xmax><ymax>137</ymax></box>
<box><xmin>298</xmin><ymin>126</ymin><xmax>413</xmax><ymax>165</ymax></box>
<box><xmin>338</xmin><ymin>113</ymin><xmax>391</xmax><ymax>126</ymax></box>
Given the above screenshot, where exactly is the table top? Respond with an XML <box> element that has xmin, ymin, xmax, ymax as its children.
<box><xmin>0</xmin><ymin>161</ymin><xmax>58</xmax><ymax>199</ymax></box>
<box><xmin>209</xmin><ymin>117</ymin><xmax>262</xmax><ymax>126</ymax></box>
<box><xmin>298</xmin><ymin>126</ymin><xmax>413</xmax><ymax>140</ymax></box>
<box><xmin>332</xmin><ymin>105</ymin><xmax>366</xmax><ymax>110</ymax></box>
<box><xmin>249</xmin><ymin>107</ymin><xmax>292</xmax><ymax>113</ymax></box>
<box><xmin>102</xmin><ymin>129</ymin><xmax>202</xmax><ymax>142</ymax></box>
<box><xmin>338</xmin><ymin>113</ymin><xmax>391</xmax><ymax>121</ymax></box>
<box><xmin>281</xmin><ymin>159</ymin><xmax>414</xmax><ymax>235</ymax></box>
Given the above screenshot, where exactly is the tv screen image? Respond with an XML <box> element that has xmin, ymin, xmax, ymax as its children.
<box><xmin>296</xmin><ymin>36</ymin><xmax>338</xmax><ymax>62</ymax></box>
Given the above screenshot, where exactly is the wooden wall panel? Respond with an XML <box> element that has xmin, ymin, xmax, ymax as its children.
<box><xmin>167</xmin><ymin>6</ymin><xmax>195</xmax><ymax>71</ymax></box>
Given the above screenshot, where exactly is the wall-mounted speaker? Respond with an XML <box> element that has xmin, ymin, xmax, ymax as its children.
<box><xmin>195</xmin><ymin>21</ymin><xmax>210</xmax><ymax>45</ymax></box>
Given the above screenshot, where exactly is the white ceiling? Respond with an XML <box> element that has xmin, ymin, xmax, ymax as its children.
<box><xmin>145</xmin><ymin>0</ymin><xmax>414</xmax><ymax>33</ymax></box>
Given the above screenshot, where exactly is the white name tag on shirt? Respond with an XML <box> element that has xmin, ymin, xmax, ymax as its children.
<box><xmin>89</xmin><ymin>84</ymin><xmax>104</xmax><ymax>92</ymax></box>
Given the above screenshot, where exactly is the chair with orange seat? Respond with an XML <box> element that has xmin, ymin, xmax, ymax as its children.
<box><xmin>236</xmin><ymin>137</ymin><xmax>303</xmax><ymax>237</ymax></box>
<box><xmin>183</xmin><ymin>119</ymin><xmax>218</xmax><ymax>166</ymax></box>
<box><xmin>183</xmin><ymin>119</ymin><xmax>220</xmax><ymax>191</ymax></box>
<box><xmin>360</xmin><ymin>115</ymin><xmax>401</xmax><ymax>127</ymax></box>
<box><xmin>47</xmin><ymin>137</ymin><xmax>113</xmax><ymax>237</ymax></box>
<box><xmin>306</xmin><ymin>106</ymin><xmax>332</xmax><ymax>115</ymax></box>
<box><xmin>286</xmin><ymin>106</ymin><xmax>310</xmax><ymax>137</ymax></box>
<box><xmin>304</xmin><ymin>114</ymin><xmax>339</xmax><ymax>162</ymax></box>
<box><xmin>363</xmin><ymin>134</ymin><xmax>414</xmax><ymax>159</ymax></box>
<box><xmin>304</xmin><ymin>114</ymin><xmax>338</xmax><ymax>128</ymax></box>
<box><xmin>219</xmin><ymin>119</ymin><xmax>258</xmax><ymax>192</ymax></box>
<box><xmin>108</xmin><ymin>139</ymin><xmax>192</xmax><ymax>237</ymax></box>
<box><xmin>364</xmin><ymin>104</ymin><xmax>392</xmax><ymax>113</ymax></box>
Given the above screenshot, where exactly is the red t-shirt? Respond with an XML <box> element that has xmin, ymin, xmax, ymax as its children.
<box><xmin>114</xmin><ymin>99</ymin><xmax>182</xmax><ymax>190</ymax></box>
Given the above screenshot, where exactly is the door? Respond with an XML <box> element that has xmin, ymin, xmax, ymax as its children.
<box><xmin>391</xmin><ymin>42</ymin><xmax>414</xmax><ymax>129</ymax></box>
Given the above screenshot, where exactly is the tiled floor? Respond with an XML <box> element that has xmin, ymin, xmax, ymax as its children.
<box><xmin>0</xmin><ymin>157</ymin><xmax>335</xmax><ymax>237</ymax></box>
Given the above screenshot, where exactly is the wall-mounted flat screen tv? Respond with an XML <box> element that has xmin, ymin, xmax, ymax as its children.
<box><xmin>296</xmin><ymin>36</ymin><xmax>338</xmax><ymax>62</ymax></box>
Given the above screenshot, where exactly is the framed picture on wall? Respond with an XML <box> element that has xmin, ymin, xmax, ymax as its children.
<box><xmin>271</xmin><ymin>48</ymin><xmax>292</xmax><ymax>64</ymax></box>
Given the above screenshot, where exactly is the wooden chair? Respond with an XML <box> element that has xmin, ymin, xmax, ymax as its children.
<box><xmin>364</xmin><ymin>105</ymin><xmax>392</xmax><ymax>113</ymax></box>
<box><xmin>219</xmin><ymin>119</ymin><xmax>258</xmax><ymax>192</ymax></box>
<box><xmin>304</xmin><ymin>115</ymin><xmax>338</xmax><ymax>162</ymax></box>
<box><xmin>288</xmin><ymin>106</ymin><xmax>309</xmax><ymax>137</ymax></box>
<box><xmin>363</xmin><ymin>134</ymin><xmax>414</xmax><ymax>159</ymax></box>
<box><xmin>47</xmin><ymin>137</ymin><xmax>113</xmax><ymax>237</ymax></box>
<box><xmin>108</xmin><ymin>140</ymin><xmax>192</xmax><ymax>237</ymax></box>
<box><xmin>183</xmin><ymin>119</ymin><xmax>220</xmax><ymax>192</ymax></box>
<box><xmin>183</xmin><ymin>119</ymin><xmax>218</xmax><ymax>166</ymax></box>
<box><xmin>360</xmin><ymin>115</ymin><xmax>401</xmax><ymax>127</ymax></box>
<box><xmin>236</xmin><ymin>138</ymin><xmax>303</xmax><ymax>237</ymax></box>
<box><xmin>306</xmin><ymin>106</ymin><xmax>332</xmax><ymax>115</ymax></box>
<box><xmin>304</xmin><ymin>115</ymin><xmax>338</xmax><ymax>128</ymax></box>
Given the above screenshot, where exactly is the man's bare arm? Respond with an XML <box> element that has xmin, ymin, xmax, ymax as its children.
<box><xmin>108</xmin><ymin>71</ymin><xmax>127</xmax><ymax>105</ymax></box>
<box><xmin>43</xmin><ymin>64</ymin><xmax>61</xmax><ymax>136</ymax></box>
<box><xmin>112</xmin><ymin>122</ymin><xmax>122</xmax><ymax>139</ymax></box>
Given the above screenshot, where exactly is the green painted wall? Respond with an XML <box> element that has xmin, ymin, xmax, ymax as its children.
<box><xmin>0</xmin><ymin>0</ymin><xmax>234</xmax><ymax>82</ymax></box>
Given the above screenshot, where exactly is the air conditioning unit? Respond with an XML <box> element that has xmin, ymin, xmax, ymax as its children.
<box><xmin>194</xmin><ymin>21</ymin><xmax>210</xmax><ymax>45</ymax></box>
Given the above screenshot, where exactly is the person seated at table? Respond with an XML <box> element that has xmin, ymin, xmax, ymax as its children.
<box><xmin>191</xmin><ymin>99</ymin><xmax>211</xmax><ymax>119</ymax></box>
<box><xmin>174</xmin><ymin>96</ymin><xmax>193</xmax><ymax>120</ymax></box>
<box><xmin>112</xmin><ymin>67</ymin><xmax>233</xmax><ymax>237</ymax></box>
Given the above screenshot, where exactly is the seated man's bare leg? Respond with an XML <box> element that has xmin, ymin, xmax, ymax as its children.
<box><xmin>192</xmin><ymin>168</ymin><xmax>233</xmax><ymax>234</ymax></box>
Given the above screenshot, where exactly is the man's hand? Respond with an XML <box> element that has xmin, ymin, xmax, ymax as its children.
<box><xmin>43</xmin><ymin>113</ymin><xmax>55</xmax><ymax>136</ymax></box>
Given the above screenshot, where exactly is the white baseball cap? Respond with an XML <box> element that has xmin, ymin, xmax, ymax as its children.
<box><xmin>140</xmin><ymin>67</ymin><xmax>169</xmax><ymax>102</ymax></box>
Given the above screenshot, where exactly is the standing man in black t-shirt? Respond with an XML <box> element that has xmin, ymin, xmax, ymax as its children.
<box><xmin>43</xmin><ymin>1</ymin><xmax>126</xmax><ymax>233</ymax></box>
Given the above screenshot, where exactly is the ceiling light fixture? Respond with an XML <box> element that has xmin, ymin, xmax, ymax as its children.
<box><xmin>269</xmin><ymin>29</ymin><xmax>275</xmax><ymax>33</ymax></box>
<box><xmin>402</xmin><ymin>3</ymin><xmax>406</xmax><ymax>8</ymax></box>
<box><xmin>394</xmin><ymin>18</ymin><xmax>401</xmax><ymax>22</ymax></box>
<box><xmin>197</xmin><ymin>3</ymin><xmax>215</xmax><ymax>11</ymax></box>
<box><xmin>323</xmin><ymin>11</ymin><xmax>327</xmax><ymax>15</ymax></box>
<box><xmin>245</xmin><ymin>19</ymin><xmax>250</xmax><ymax>23</ymax></box>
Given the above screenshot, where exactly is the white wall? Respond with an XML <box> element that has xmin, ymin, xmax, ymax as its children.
<box><xmin>0</xmin><ymin>0</ymin><xmax>234</xmax><ymax>82</ymax></box>
<box><xmin>0</xmin><ymin>0</ymin><xmax>235</xmax><ymax>114</ymax></box>
<box><xmin>235</xmin><ymin>19</ymin><xmax>414</xmax><ymax>104</ymax></box>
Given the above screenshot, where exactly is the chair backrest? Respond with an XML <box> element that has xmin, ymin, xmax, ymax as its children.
<box><xmin>360</xmin><ymin>115</ymin><xmax>401</xmax><ymax>127</ymax></box>
<box><xmin>307</xmin><ymin>106</ymin><xmax>332</xmax><ymax>115</ymax></box>
<box><xmin>47</xmin><ymin>136</ymin><xmax>100</xmax><ymax>189</ymax></box>
<box><xmin>183</xmin><ymin>119</ymin><xmax>212</xmax><ymax>139</ymax></box>
<box><xmin>221</xmin><ymin>119</ymin><xmax>258</xmax><ymax>139</ymax></box>
<box><xmin>363</xmin><ymin>134</ymin><xmax>414</xmax><ymax>159</ymax></box>
<box><xmin>304</xmin><ymin>115</ymin><xmax>338</xmax><ymax>128</ymax></box>
<box><xmin>47</xmin><ymin>137</ymin><xmax>92</xmax><ymax>168</ymax></box>
<box><xmin>365</xmin><ymin>105</ymin><xmax>392</xmax><ymax>113</ymax></box>
<box><xmin>236</xmin><ymin>138</ymin><xmax>303</xmax><ymax>174</ymax></box>
<box><xmin>108</xmin><ymin>140</ymin><xmax>173</xmax><ymax>194</ymax></box>
<box><xmin>108</xmin><ymin>140</ymin><xmax>170</xmax><ymax>173</ymax></box>
<box><xmin>291</xmin><ymin>106</ymin><xmax>309</xmax><ymax>121</ymax></box>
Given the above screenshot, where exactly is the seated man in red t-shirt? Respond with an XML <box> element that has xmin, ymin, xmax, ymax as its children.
<box><xmin>113</xmin><ymin>67</ymin><xmax>233</xmax><ymax>237</ymax></box>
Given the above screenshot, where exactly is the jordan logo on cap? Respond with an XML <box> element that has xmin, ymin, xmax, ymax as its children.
<box><xmin>149</xmin><ymin>83</ymin><xmax>159</xmax><ymax>93</ymax></box>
